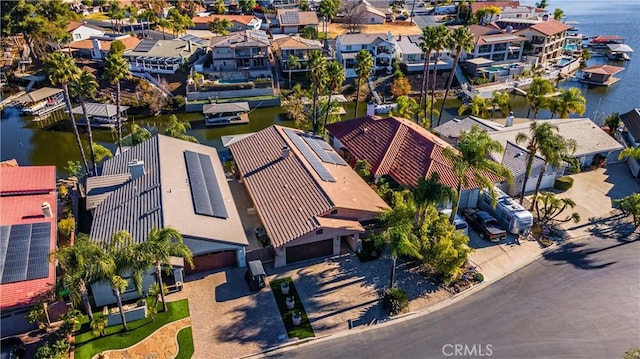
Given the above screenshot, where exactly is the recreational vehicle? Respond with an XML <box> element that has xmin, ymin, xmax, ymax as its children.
<box><xmin>479</xmin><ymin>187</ymin><xmax>533</xmax><ymax>235</ymax></box>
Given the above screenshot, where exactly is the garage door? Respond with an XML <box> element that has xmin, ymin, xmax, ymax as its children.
<box><xmin>525</xmin><ymin>173</ymin><xmax>555</xmax><ymax>193</ymax></box>
<box><xmin>186</xmin><ymin>250</ymin><xmax>236</xmax><ymax>274</ymax></box>
<box><xmin>286</xmin><ymin>239</ymin><xmax>333</xmax><ymax>264</ymax></box>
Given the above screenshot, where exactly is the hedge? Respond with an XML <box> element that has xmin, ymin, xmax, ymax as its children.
<box><xmin>554</xmin><ymin>176</ymin><xmax>574</xmax><ymax>191</ymax></box>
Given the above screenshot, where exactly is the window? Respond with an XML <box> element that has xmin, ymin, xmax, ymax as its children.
<box><xmin>74</xmin><ymin>33</ymin><xmax>81</xmax><ymax>40</ymax></box>
<box><xmin>346</xmin><ymin>45</ymin><xmax>352</xmax><ymax>51</ymax></box>
<box><xmin>493</xmin><ymin>43</ymin><xmax>507</xmax><ymax>52</ymax></box>
<box><xmin>478</xmin><ymin>45</ymin><xmax>491</xmax><ymax>53</ymax></box>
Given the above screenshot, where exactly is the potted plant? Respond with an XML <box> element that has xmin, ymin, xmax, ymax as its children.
<box><xmin>292</xmin><ymin>310</ymin><xmax>302</xmax><ymax>326</ymax></box>
<box><xmin>280</xmin><ymin>281</ymin><xmax>290</xmax><ymax>295</ymax></box>
<box><xmin>286</xmin><ymin>296</ymin><xmax>295</xmax><ymax>309</ymax></box>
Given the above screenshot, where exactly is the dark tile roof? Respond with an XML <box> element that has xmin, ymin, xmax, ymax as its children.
<box><xmin>327</xmin><ymin>116</ymin><xmax>498</xmax><ymax>189</ymax></box>
<box><xmin>621</xmin><ymin>108</ymin><xmax>640</xmax><ymax>141</ymax></box>
<box><xmin>501</xmin><ymin>141</ymin><xmax>544</xmax><ymax>178</ymax></box>
<box><xmin>433</xmin><ymin>116</ymin><xmax>499</xmax><ymax>142</ymax></box>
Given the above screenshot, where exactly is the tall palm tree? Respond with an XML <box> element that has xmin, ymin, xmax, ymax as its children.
<box><xmin>165</xmin><ymin>115</ymin><xmax>199</xmax><ymax>143</ymax></box>
<box><xmin>443</xmin><ymin>125</ymin><xmax>513</xmax><ymax>223</ymax></box>
<box><xmin>437</xmin><ymin>26</ymin><xmax>474</xmax><ymax>127</ymax></box>
<box><xmin>548</xmin><ymin>97</ymin><xmax>562</xmax><ymax>119</ymax></box>
<box><xmin>530</xmin><ymin>133</ymin><xmax>577</xmax><ymax>210</ymax></box>
<box><xmin>490</xmin><ymin>90</ymin><xmax>510</xmax><ymax>118</ymax></box>
<box><xmin>104</xmin><ymin>53</ymin><xmax>131</xmax><ymax>153</ymax></box>
<box><xmin>419</xmin><ymin>26</ymin><xmax>436</xmax><ymax>121</ymax></box>
<box><xmin>458</xmin><ymin>95</ymin><xmax>490</xmax><ymax>118</ymax></box>
<box><xmin>138</xmin><ymin>228</ymin><xmax>193</xmax><ymax>312</ymax></box>
<box><xmin>287</xmin><ymin>54</ymin><xmax>301</xmax><ymax>90</ymax></box>
<box><xmin>375</xmin><ymin>191</ymin><xmax>423</xmax><ymax>289</ymax></box>
<box><xmin>319</xmin><ymin>0</ymin><xmax>339</xmax><ymax>47</ymax></box>
<box><xmin>526</xmin><ymin>77</ymin><xmax>554</xmax><ymax>118</ymax></box>
<box><xmin>323</xmin><ymin>60</ymin><xmax>345</xmax><ymax>133</ymax></box>
<box><xmin>208</xmin><ymin>18</ymin><xmax>232</xmax><ymax>36</ymax></box>
<box><xmin>307</xmin><ymin>50</ymin><xmax>327</xmax><ymax>133</ymax></box>
<box><xmin>555</xmin><ymin>87</ymin><xmax>586</xmax><ymax>118</ymax></box>
<box><xmin>45</xmin><ymin>52</ymin><xmax>89</xmax><ymax>176</ymax></box>
<box><xmin>71</xmin><ymin>72</ymin><xmax>100</xmax><ymax>175</ymax></box>
<box><xmin>515</xmin><ymin>122</ymin><xmax>559</xmax><ymax>204</ymax></box>
<box><xmin>50</xmin><ymin>235</ymin><xmax>115</xmax><ymax>321</ymax></box>
<box><xmin>354</xmin><ymin>49</ymin><xmax>374</xmax><ymax>118</ymax></box>
<box><xmin>429</xmin><ymin>25</ymin><xmax>451</xmax><ymax>125</ymax></box>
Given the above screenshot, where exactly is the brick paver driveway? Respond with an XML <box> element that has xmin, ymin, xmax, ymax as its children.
<box><xmin>171</xmin><ymin>268</ymin><xmax>285</xmax><ymax>359</ymax></box>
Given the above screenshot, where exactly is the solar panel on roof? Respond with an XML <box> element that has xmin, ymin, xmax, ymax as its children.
<box><xmin>301</xmin><ymin>135</ymin><xmax>348</xmax><ymax>166</ymax></box>
<box><xmin>184</xmin><ymin>151</ymin><xmax>229</xmax><ymax>219</ymax></box>
<box><xmin>281</xmin><ymin>11</ymin><xmax>300</xmax><ymax>25</ymax></box>
<box><xmin>0</xmin><ymin>222</ymin><xmax>51</xmax><ymax>284</ymax></box>
<box><xmin>134</xmin><ymin>39</ymin><xmax>157</xmax><ymax>52</ymax></box>
<box><xmin>283</xmin><ymin>129</ymin><xmax>336</xmax><ymax>182</ymax></box>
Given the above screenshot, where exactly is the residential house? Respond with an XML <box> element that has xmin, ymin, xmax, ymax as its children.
<box><xmin>69</xmin><ymin>34</ymin><xmax>140</xmax><ymax>60</ymax></box>
<box><xmin>273</xmin><ymin>9</ymin><xmax>319</xmax><ymax>34</ymax></box>
<box><xmin>465</xmin><ymin>25</ymin><xmax>526</xmax><ymax>64</ymax></box>
<box><xmin>67</xmin><ymin>21</ymin><xmax>104</xmax><ymax>41</ymax></box>
<box><xmin>191</xmin><ymin>14</ymin><xmax>262</xmax><ymax>31</ymax></box>
<box><xmin>499</xmin><ymin>141</ymin><xmax>559</xmax><ymax>196</ymax></box>
<box><xmin>620</xmin><ymin>108</ymin><xmax>640</xmax><ymax>178</ymax></box>
<box><xmin>87</xmin><ymin>135</ymin><xmax>248</xmax><ymax>306</ymax></box>
<box><xmin>471</xmin><ymin>1</ymin><xmax>546</xmax><ymax>22</ymax></box>
<box><xmin>122</xmin><ymin>36</ymin><xmax>208</xmax><ymax>75</ymax></box>
<box><xmin>514</xmin><ymin>18</ymin><xmax>570</xmax><ymax>65</ymax></box>
<box><xmin>272</xmin><ymin>35</ymin><xmax>324</xmax><ymax>73</ymax></box>
<box><xmin>579</xmin><ymin>64</ymin><xmax>625</xmax><ymax>86</ymax></box>
<box><xmin>434</xmin><ymin>116</ymin><xmax>624</xmax><ymax>177</ymax></box>
<box><xmin>336</xmin><ymin>32</ymin><xmax>397</xmax><ymax>78</ymax></box>
<box><xmin>229</xmin><ymin>125</ymin><xmax>388</xmax><ymax>268</ymax></box>
<box><xmin>209</xmin><ymin>30</ymin><xmax>272</xmax><ymax>79</ymax></box>
<box><xmin>326</xmin><ymin>116</ymin><xmax>503</xmax><ymax>209</ymax></box>
<box><xmin>395</xmin><ymin>35</ymin><xmax>454</xmax><ymax>73</ymax></box>
<box><xmin>0</xmin><ymin>166</ymin><xmax>57</xmax><ymax>337</ymax></box>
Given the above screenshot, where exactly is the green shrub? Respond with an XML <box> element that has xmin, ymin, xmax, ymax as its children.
<box><xmin>167</xmin><ymin>95</ymin><xmax>185</xmax><ymax>110</ymax></box>
<box><xmin>385</xmin><ymin>288</ymin><xmax>409</xmax><ymax>316</ymax></box>
<box><xmin>554</xmin><ymin>176</ymin><xmax>574</xmax><ymax>191</ymax></box>
<box><xmin>58</xmin><ymin>216</ymin><xmax>76</xmax><ymax>239</ymax></box>
<box><xmin>473</xmin><ymin>272</ymin><xmax>484</xmax><ymax>282</ymax></box>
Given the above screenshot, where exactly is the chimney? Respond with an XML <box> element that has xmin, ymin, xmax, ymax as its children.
<box><xmin>128</xmin><ymin>160</ymin><xmax>146</xmax><ymax>180</ymax></box>
<box><xmin>505</xmin><ymin>111</ymin><xmax>515</xmax><ymax>127</ymax></box>
<box><xmin>506</xmin><ymin>25</ymin><xmax>513</xmax><ymax>33</ymax></box>
<box><xmin>92</xmin><ymin>38</ymin><xmax>101</xmax><ymax>59</ymax></box>
<box><xmin>398</xmin><ymin>34</ymin><xmax>402</xmax><ymax>41</ymax></box>
<box><xmin>366</xmin><ymin>102</ymin><xmax>376</xmax><ymax>117</ymax></box>
<box><xmin>41</xmin><ymin>202</ymin><xmax>53</xmax><ymax>218</ymax></box>
<box><xmin>281</xmin><ymin>146</ymin><xmax>290</xmax><ymax>159</ymax></box>
<box><xmin>542</xmin><ymin>14</ymin><xmax>549</xmax><ymax>21</ymax></box>
<box><xmin>187</xmin><ymin>40</ymin><xmax>193</xmax><ymax>53</ymax></box>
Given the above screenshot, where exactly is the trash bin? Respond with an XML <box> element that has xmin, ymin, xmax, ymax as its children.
<box><xmin>245</xmin><ymin>260</ymin><xmax>266</xmax><ymax>292</ymax></box>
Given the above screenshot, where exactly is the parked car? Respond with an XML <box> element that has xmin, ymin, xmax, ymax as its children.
<box><xmin>462</xmin><ymin>208</ymin><xmax>507</xmax><ymax>242</ymax></box>
<box><xmin>396</xmin><ymin>14</ymin><xmax>408</xmax><ymax>21</ymax></box>
<box><xmin>245</xmin><ymin>260</ymin><xmax>266</xmax><ymax>292</ymax></box>
<box><xmin>440</xmin><ymin>209</ymin><xmax>469</xmax><ymax>235</ymax></box>
<box><xmin>1</xmin><ymin>337</ymin><xmax>26</xmax><ymax>359</ymax></box>
<box><xmin>255</xmin><ymin>226</ymin><xmax>269</xmax><ymax>246</ymax></box>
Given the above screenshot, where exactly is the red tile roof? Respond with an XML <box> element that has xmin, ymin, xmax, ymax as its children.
<box><xmin>582</xmin><ymin>64</ymin><xmax>625</xmax><ymax>75</ymax></box>
<box><xmin>0</xmin><ymin>166</ymin><xmax>56</xmax><ymax>195</ymax></box>
<box><xmin>326</xmin><ymin>116</ymin><xmax>497</xmax><ymax>190</ymax></box>
<box><xmin>529</xmin><ymin>19</ymin><xmax>570</xmax><ymax>36</ymax></box>
<box><xmin>67</xmin><ymin>21</ymin><xmax>83</xmax><ymax>32</ymax></box>
<box><xmin>192</xmin><ymin>14</ymin><xmax>256</xmax><ymax>26</ymax></box>
<box><xmin>0</xmin><ymin>166</ymin><xmax>57</xmax><ymax>310</ymax></box>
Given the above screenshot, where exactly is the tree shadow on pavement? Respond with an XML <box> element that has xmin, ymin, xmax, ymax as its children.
<box><xmin>543</xmin><ymin>238</ymin><xmax>637</xmax><ymax>270</ymax></box>
<box><xmin>586</xmin><ymin>212</ymin><xmax>639</xmax><ymax>241</ymax></box>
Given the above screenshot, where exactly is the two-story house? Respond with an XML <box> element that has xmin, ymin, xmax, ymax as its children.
<box><xmin>515</xmin><ymin>18</ymin><xmax>570</xmax><ymax>65</ymax></box>
<box><xmin>465</xmin><ymin>25</ymin><xmax>526</xmax><ymax>64</ymax></box>
<box><xmin>271</xmin><ymin>34</ymin><xmax>324</xmax><ymax>73</ymax></box>
<box><xmin>471</xmin><ymin>1</ymin><xmax>547</xmax><ymax>22</ymax></box>
<box><xmin>209</xmin><ymin>30</ymin><xmax>272</xmax><ymax>80</ymax></box>
<box><xmin>191</xmin><ymin>14</ymin><xmax>262</xmax><ymax>31</ymax></box>
<box><xmin>273</xmin><ymin>9</ymin><xmax>319</xmax><ymax>34</ymax></box>
<box><xmin>123</xmin><ymin>36</ymin><xmax>208</xmax><ymax>75</ymax></box>
<box><xmin>395</xmin><ymin>34</ymin><xmax>454</xmax><ymax>73</ymax></box>
<box><xmin>336</xmin><ymin>32</ymin><xmax>397</xmax><ymax>78</ymax></box>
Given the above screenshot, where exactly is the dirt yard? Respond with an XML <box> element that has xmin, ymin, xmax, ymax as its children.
<box><xmin>328</xmin><ymin>22</ymin><xmax>423</xmax><ymax>36</ymax></box>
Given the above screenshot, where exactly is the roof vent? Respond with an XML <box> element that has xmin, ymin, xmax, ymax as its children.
<box><xmin>515</xmin><ymin>152</ymin><xmax>522</xmax><ymax>158</ymax></box>
<box><xmin>281</xmin><ymin>145</ymin><xmax>290</xmax><ymax>159</ymax></box>
<box><xmin>41</xmin><ymin>202</ymin><xmax>53</xmax><ymax>218</ymax></box>
<box><xmin>505</xmin><ymin>111</ymin><xmax>515</xmax><ymax>127</ymax></box>
<box><xmin>128</xmin><ymin>160</ymin><xmax>146</xmax><ymax>180</ymax></box>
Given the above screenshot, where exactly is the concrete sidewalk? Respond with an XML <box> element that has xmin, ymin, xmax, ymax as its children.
<box><xmin>467</xmin><ymin>237</ymin><xmax>543</xmax><ymax>283</ymax></box>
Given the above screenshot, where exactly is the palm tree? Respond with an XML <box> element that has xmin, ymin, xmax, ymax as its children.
<box><xmin>90</xmin><ymin>316</ymin><xmax>109</xmax><ymax>337</ymax></box>
<box><xmin>123</xmin><ymin>123</ymin><xmax>152</xmax><ymax>146</ymax></box>
<box><xmin>391</xmin><ymin>95</ymin><xmax>420</xmax><ymax>122</ymax></box>
<box><xmin>530</xmin><ymin>133</ymin><xmax>577</xmax><ymax>210</ymax></box>
<box><xmin>458</xmin><ymin>95</ymin><xmax>490</xmax><ymax>118</ymax></box>
<box><xmin>138</xmin><ymin>228</ymin><xmax>193</xmax><ymax>312</ymax></box>
<box><xmin>547</xmin><ymin>97</ymin><xmax>562</xmax><ymax>119</ymax></box>
<box><xmin>158</xmin><ymin>18</ymin><xmax>170</xmax><ymax>40</ymax></box>
<box><xmin>45</xmin><ymin>52</ymin><xmax>89</xmax><ymax>176</ymax></box>
<box><xmin>443</xmin><ymin>125</ymin><xmax>513</xmax><ymax>223</ymax></box>
<box><xmin>437</xmin><ymin>26</ymin><xmax>474</xmax><ymax>127</ymax></box>
<box><xmin>555</xmin><ymin>87</ymin><xmax>586</xmax><ymax>118</ymax></box>
<box><xmin>308</xmin><ymin>50</ymin><xmax>327</xmax><ymax>133</ymax></box>
<box><xmin>50</xmin><ymin>235</ymin><xmax>115</xmax><ymax>321</ymax></box>
<box><xmin>419</xmin><ymin>26</ymin><xmax>436</xmax><ymax>121</ymax></box>
<box><xmin>190</xmin><ymin>71</ymin><xmax>204</xmax><ymax>92</ymax></box>
<box><xmin>618</xmin><ymin>147</ymin><xmax>640</xmax><ymax>160</ymax></box>
<box><xmin>323</xmin><ymin>60</ymin><xmax>345</xmax><ymax>133</ymax></box>
<box><xmin>71</xmin><ymin>72</ymin><xmax>100</xmax><ymax>175</ymax></box>
<box><xmin>515</xmin><ymin>122</ymin><xmax>559</xmax><ymax>204</ymax></box>
<box><xmin>287</xmin><ymin>54</ymin><xmax>301</xmax><ymax>90</ymax></box>
<box><xmin>553</xmin><ymin>8</ymin><xmax>564</xmax><ymax>20</ymax></box>
<box><xmin>526</xmin><ymin>77</ymin><xmax>554</xmax><ymax>118</ymax></box>
<box><xmin>208</xmin><ymin>18</ymin><xmax>232</xmax><ymax>36</ymax></box>
<box><xmin>375</xmin><ymin>191</ymin><xmax>423</xmax><ymax>289</ymax></box>
<box><xmin>354</xmin><ymin>50</ymin><xmax>374</xmax><ymax>117</ymax></box>
<box><xmin>104</xmin><ymin>53</ymin><xmax>131</xmax><ymax>153</ymax></box>
<box><xmin>429</xmin><ymin>25</ymin><xmax>450</xmax><ymax>125</ymax></box>
<box><xmin>319</xmin><ymin>0</ymin><xmax>339</xmax><ymax>47</ymax></box>
<box><xmin>490</xmin><ymin>90</ymin><xmax>510</xmax><ymax>118</ymax></box>
<box><xmin>165</xmin><ymin>115</ymin><xmax>198</xmax><ymax>143</ymax></box>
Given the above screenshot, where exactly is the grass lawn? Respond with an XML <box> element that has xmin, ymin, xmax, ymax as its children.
<box><xmin>73</xmin><ymin>299</ymin><xmax>190</xmax><ymax>359</ymax></box>
<box><xmin>270</xmin><ymin>278</ymin><xmax>315</xmax><ymax>340</ymax></box>
<box><xmin>175</xmin><ymin>326</ymin><xmax>194</xmax><ymax>359</ymax></box>
<box><xmin>83</xmin><ymin>12</ymin><xmax>110</xmax><ymax>21</ymax></box>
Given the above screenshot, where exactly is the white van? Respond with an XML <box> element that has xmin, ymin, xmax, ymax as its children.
<box><xmin>440</xmin><ymin>209</ymin><xmax>469</xmax><ymax>236</ymax></box>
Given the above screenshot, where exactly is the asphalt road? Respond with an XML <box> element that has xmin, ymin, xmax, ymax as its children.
<box><xmin>264</xmin><ymin>237</ymin><xmax>640</xmax><ymax>359</ymax></box>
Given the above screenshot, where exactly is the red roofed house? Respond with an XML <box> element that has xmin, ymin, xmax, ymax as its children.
<box><xmin>326</xmin><ymin>116</ymin><xmax>502</xmax><ymax>209</ymax></box>
<box><xmin>69</xmin><ymin>34</ymin><xmax>140</xmax><ymax>60</ymax></box>
<box><xmin>0</xmin><ymin>166</ymin><xmax>57</xmax><ymax>337</ymax></box>
<box><xmin>515</xmin><ymin>18</ymin><xmax>570</xmax><ymax>65</ymax></box>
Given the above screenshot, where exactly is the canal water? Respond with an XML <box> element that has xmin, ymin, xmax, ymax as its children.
<box><xmin>1</xmin><ymin>0</ymin><xmax>638</xmax><ymax>176</ymax></box>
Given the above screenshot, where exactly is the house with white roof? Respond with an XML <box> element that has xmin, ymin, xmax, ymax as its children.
<box><xmin>336</xmin><ymin>32</ymin><xmax>397</xmax><ymax>78</ymax></box>
<box><xmin>395</xmin><ymin>35</ymin><xmax>454</xmax><ymax>73</ymax></box>
<box><xmin>122</xmin><ymin>36</ymin><xmax>208</xmax><ymax>74</ymax></box>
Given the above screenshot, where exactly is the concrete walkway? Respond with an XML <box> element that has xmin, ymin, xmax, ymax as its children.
<box><xmin>96</xmin><ymin>317</ymin><xmax>191</xmax><ymax>359</ymax></box>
